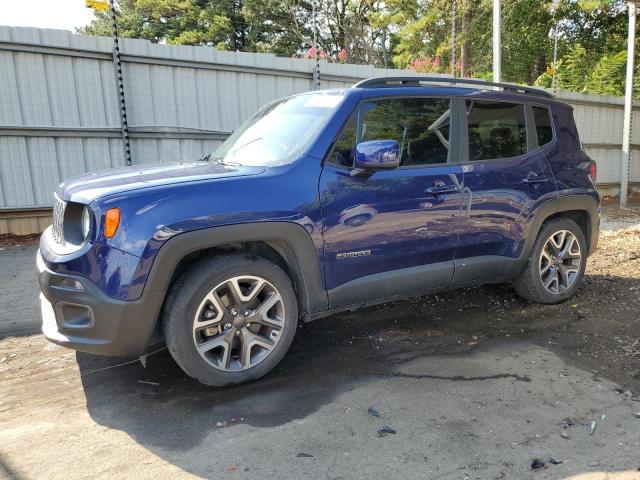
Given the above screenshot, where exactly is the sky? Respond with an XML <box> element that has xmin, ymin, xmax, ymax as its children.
<box><xmin>0</xmin><ymin>0</ymin><xmax>96</xmax><ymax>31</ymax></box>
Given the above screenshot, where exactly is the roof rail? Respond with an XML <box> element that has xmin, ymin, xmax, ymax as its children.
<box><xmin>353</xmin><ymin>76</ymin><xmax>553</xmax><ymax>98</ymax></box>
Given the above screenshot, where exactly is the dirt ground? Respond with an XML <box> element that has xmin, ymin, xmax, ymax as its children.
<box><xmin>1</xmin><ymin>206</ymin><xmax>640</xmax><ymax>480</ymax></box>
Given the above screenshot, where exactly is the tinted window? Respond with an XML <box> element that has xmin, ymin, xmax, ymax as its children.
<box><xmin>328</xmin><ymin>97</ymin><xmax>451</xmax><ymax>168</ymax></box>
<box><xmin>466</xmin><ymin>101</ymin><xmax>527</xmax><ymax>161</ymax></box>
<box><xmin>532</xmin><ymin>105</ymin><xmax>553</xmax><ymax>147</ymax></box>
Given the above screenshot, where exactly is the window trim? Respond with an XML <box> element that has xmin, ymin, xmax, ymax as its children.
<box><xmin>323</xmin><ymin>94</ymin><xmax>458</xmax><ymax>172</ymax></box>
<box><xmin>459</xmin><ymin>98</ymin><xmax>532</xmax><ymax>165</ymax></box>
<box><xmin>529</xmin><ymin>103</ymin><xmax>556</xmax><ymax>150</ymax></box>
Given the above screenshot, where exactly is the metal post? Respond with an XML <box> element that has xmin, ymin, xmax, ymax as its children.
<box><xmin>451</xmin><ymin>0</ymin><xmax>456</xmax><ymax>78</ymax></box>
<box><xmin>551</xmin><ymin>0</ymin><xmax>559</xmax><ymax>94</ymax></box>
<box><xmin>108</xmin><ymin>0</ymin><xmax>132</xmax><ymax>166</ymax></box>
<box><xmin>621</xmin><ymin>0</ymin><xmax>636</xmax><ymax>208</ymax></box>
<box><xmin>552</xmin><ymin>27</ymin><xmax>559</xmax><ymax>94</ymax></box>
<box><xmin>492</xmin><ymin>0</ymin><xmax>501</xmax><ymax>83</ymax></box>
<box><xmin>312</xmin><ymin>1</ymin><xmax>320</xmax><ymax>90</ymax></box>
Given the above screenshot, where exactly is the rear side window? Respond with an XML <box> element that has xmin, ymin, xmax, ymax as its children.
<box><xmin>466</xmin><ymin>100</ymin><xmax>527</xmax><ymax>161</ymax></box>
<box><xmin>328</xmin><ymin>97</ymin><xmax>451</xmax><ymax>168</ymax></box>
<box><xmin>532</xmin><ymin>105</ymin><xmax>553</xmax><ymax>147</ymax></box>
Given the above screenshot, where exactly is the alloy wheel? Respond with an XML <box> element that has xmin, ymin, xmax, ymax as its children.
<box><xmin>539</xmin><ymin>230</ymin><xmax>582</xmax><ymax>295</ymax></box>
<box><xmin>192</xmin><ymin>275</ymin><xmax>285</xmax><ymax>371</ymax></box>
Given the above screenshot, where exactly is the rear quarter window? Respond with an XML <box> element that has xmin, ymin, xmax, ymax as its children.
<box><xmin>550</xmin><ymin>104</ymin><xmax>582</xmax><ymax>153</ymax></box>
<box><xmin>532</xmin><ymin>105</ymin><xmax>554</xmax><ymax>147</ymax></box>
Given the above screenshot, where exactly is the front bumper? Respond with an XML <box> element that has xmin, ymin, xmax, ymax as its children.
<box><xmin>37</xmin><ymin>250</ymin><xmax>164</xmax><ymax>357</ymax></box>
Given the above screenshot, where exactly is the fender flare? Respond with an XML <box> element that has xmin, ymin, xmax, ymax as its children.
<box><xmin>449</xmin><ymin>194</ymin><xmax>599</xmax><ymax>287</ymax></box>
<box><xmin>520</xmin><ymin>194</ymin><xmax>599</xmax><ymax>263</ymax></box>
<box><xmin>143</xmin><ymin>221</ymin><xmax>328</xmax><ymax>316</ymax></box>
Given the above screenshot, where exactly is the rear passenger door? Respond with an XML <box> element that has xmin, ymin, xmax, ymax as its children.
<box><xmin>453</xmin><ymin>99</ymin><xmax>557</xmax><ymax>284</ymax></box>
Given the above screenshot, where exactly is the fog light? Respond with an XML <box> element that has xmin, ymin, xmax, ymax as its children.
<box><xmin>58</xmin><ymin>278</ymin><xmax>85</xmax><ymax>291</ymax></box>
<box><xmin>55</xmin><ymin>302</ymin><xmax>94</xmax><ymax>329</ymax></box>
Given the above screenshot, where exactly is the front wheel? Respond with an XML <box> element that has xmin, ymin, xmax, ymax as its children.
<box><xmin>163</xmin><ymin>255</ymin><xmax>298</xmax><ymax>386</ymax></box>
<box><xmin>513</xmin><ymin>218</ymin><xmax>587</xmax><ymax>304</ymax></box>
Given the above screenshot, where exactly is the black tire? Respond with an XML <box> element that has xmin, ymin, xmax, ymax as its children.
<box><xmin>513</xmin><ymin>218</ymin><xmax>587</xmax><ymax>304</ymax></box>
<box><xmin>163</xmin><ymin>254</ymin><xmax>298</xmax><ymax>386</ymax></box>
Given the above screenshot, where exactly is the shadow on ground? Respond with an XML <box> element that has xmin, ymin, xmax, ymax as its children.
<box><xmin>75</xmin><ymin>274</ymin><xmax>640</xmax><ymax>477</ymax></box>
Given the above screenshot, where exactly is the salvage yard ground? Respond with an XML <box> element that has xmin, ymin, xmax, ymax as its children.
<box><xmin>1</xmin><ymin>206</ymin><xmax>640</xmax><ymax>480</ymax></box>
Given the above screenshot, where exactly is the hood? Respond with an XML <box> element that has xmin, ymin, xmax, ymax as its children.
<box><xmin>57</xmin><ymin>161</ymin><xmax>266</xmax><ymax>204</ymax></box>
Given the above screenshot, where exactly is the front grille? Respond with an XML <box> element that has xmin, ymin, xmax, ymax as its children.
<box><xmin>52</xmin><ymin>194</ymin><xmax>66</xmax><ymax>245</ymax></box>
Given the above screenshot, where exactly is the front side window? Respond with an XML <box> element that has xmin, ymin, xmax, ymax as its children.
<box><xmin>466</xmin><ymin>100</ymin><xmax>527</xmax><ymax>161</ymax></box>
<box><xmin>328</xmin><ymin>97</ymin><xmax>451</xmax><ymax>168</ymax></box>
<box><xmin>213</xmin><ymin>93</ymin><xmax>343</xmax><ymax>167</ymax></box>
<box><xmin>532</xmin><ymin>105</ymin><xmax>554</xmax><ymax>147</ymax></box>
<box><xmin>330</xmin><ymin>115</ymin><xmax>357</xmax><ymax>168</ymax></box>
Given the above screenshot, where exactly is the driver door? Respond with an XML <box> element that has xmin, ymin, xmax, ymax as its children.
<box><xmin>319</xmin><ymin>96</ymin><xmax>464</xmax><ymax>308</ymax></box>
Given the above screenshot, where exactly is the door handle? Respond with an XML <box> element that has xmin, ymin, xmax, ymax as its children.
<box><xmin>522</xmin><ymin>175</ymin><xmax>551</xmax><ymax>184</ymax></box>
<box><xmin>425</xmin><ymin>184</ymin><xmax>460</xmax><ymax>195</ymax></box>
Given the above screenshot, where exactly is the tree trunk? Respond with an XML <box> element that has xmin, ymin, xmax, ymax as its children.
<box><xmin>382</xmin><ymin>28</ymin><xmax>388</xmax><ymax>68</ymax></box>
<box><xmin>533</xmin><ymin>55</ymin><xmax>546</xmax><ymax>82</ymax></box>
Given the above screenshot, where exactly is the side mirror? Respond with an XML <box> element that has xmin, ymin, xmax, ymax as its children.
<box><xmin>354</xmin><ymin>140</ymin><xmax>400</xmax><ymax>172</ymax></box>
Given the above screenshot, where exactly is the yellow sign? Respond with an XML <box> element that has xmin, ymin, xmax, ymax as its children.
<box><xmin>546</xmin><ymin>65</ymin><xmax>555</xmax><ymax>76</ymax></box>
<box><xmin>86</xmin><ymin>0</ymin><xmax>109</xmax><ymax>12</ymax></box>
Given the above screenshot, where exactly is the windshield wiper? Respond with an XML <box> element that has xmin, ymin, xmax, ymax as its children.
<box><xmin>231</xmin><ymin>136</ymin><xmax>263</xmax><ymax>153</ymax></box>
<box><xmin>216</xmin><ymin>137</ymin><xmax>264</xmax><ymax>166</ymax></box>
<box><xmin>218</xmin><ymin>159</ymin><xmax>242</xmax><ymax>166</ymax></box>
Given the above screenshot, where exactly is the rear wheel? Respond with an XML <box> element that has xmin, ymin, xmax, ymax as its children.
<box><xmin>163</xmin><ymin>255</ymin><xmax>298</xmax><ymax>386</ymax></box>
<box><xmin>513</xmin><ymin>218</ymin><xmax>587</xmax><ymax>304</ymax></box>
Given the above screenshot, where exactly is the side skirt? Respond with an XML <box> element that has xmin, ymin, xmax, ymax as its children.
<box><xmin>326</xmin><ymin>261</ymin><xmax>454</xmax><ymax>310</ymax></box>
<box><xmin>305</xmin><ymin>256</ymin><xmax>521</xmax><ymax>323</ymax></box>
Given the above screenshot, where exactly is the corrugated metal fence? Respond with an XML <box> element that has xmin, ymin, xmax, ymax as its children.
<box><xmin>0</xmin><ymin>26</ymin><xmax>638</xmax><ymax>234</ymax></box>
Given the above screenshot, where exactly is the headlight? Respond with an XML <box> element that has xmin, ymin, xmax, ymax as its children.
<box><xmin>81</xmin><ymin>206</ymin><xmax>91</xmax><ymax>240</ymax></box>
<box><xmin>52</xmin><ymin>201</ymin><xmax>91</xmax><ymax>250</ymax></box>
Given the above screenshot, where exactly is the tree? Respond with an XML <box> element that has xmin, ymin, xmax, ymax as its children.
<box><xmin>536</xmin><ymin>0</ymin><xmax>638</xmax><ymax>98</ymax></box>
<box><xmin>383</xmin><ymin>0</ymin><xmax>453</xmax><ymax>71</ymax></box>
<box><xmin>386</xmin><ymin>0</ymin><xmax>556</xmax><ymax>82</ymax></box>
<box><xmin>78</xmin><ymin>0</ymin><xmax>637</xmax><ymax>97</ymax></box>
<box><xmin>555</xmin><ymin>43</ymin><xmax>594</xmax><ymax>92</ymax></box>
<box><xmin>80</xmin><ymin>0</ymin><xmax>306</xmax><ymax>56</ymax></box>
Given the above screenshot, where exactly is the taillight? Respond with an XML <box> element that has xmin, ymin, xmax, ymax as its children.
<box><xmin>589</xmin><ymin>161</ymin><xmax>597</xmax><ymax>181</ymax></box>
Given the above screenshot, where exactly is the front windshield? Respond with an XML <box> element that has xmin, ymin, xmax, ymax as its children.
<box><xmin>212</xmin><ymin>93</ymin><xmax>344</xmax><ymax>167</ymax></box>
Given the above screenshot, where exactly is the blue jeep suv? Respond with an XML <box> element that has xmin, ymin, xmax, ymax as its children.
<box><xmin>37</xmin><ymin>76</ymin><xmax>600</xmax><ymax>386</ymax></box>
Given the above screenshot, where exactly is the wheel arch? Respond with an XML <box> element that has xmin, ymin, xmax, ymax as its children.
<box><xmin>540</xmin><ymin>210</ymin><xmax>590</xmax><ymax>250</ymax></box>
<box><xmin>524</xmin><ymin>195</ymin><xmax>599</xmax><ymax>261</ymax></box>
<box><xmin>144</xmin><ymin>222</ymin><xmax>328</xmax><ymax>320</ymax></box>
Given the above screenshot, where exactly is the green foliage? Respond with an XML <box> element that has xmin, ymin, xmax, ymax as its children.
<box><xmin>534</xmin><ymin>72</ymin><xmax>553</xmax><ymax>88</ymax></box>
<box><xmin>550</xmin><ymin>43</ymin><xmax>638</xmax><ymax>99</ymax></box>
<box><xmin>556</xmin><ymin>44</ymin><xmax>594</xmax><ymax>92</ymax></box>
<box><xmin>585</xmin><ymin>50</ymin><xmax>629</xmax><ymax>96</ymax></box>
<box><xmin>78</xmin><ymin>0</ymin><xmax>637</xmax><ymax>98</ymax></box>
<box><xmin>80</xmin><ymin>0</ymin><xmax>309</xmax><ymax>57</ymax></box>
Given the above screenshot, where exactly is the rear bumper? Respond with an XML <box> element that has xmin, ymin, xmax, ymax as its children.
<box><xmin>37</xmin><ymin>250</ymin><xmax>163</xmax><ymax>357</ymax></box>
<box><xmin>589</xmin><ymin>203</ymin><xmax>601</xmax><ymax>256</ymax></box>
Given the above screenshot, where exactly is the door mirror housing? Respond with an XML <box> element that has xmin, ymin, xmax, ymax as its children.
<box><xmin>354</xmin><ymin>140</ymin><xmax>400</xmax><ymax>171</ymax></box>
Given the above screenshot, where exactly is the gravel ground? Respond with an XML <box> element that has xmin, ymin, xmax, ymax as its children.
<box><xmin>1</xmin><ymin>207</ymin><xmax>639</xmax><ymax>480</ymax></box>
